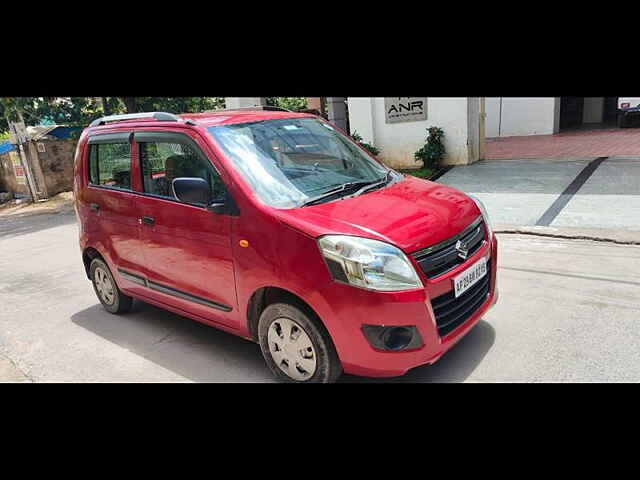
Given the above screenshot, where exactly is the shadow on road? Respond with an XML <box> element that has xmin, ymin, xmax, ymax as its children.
<box><xmin>71</xmin><ymin>301</ymin><xmax>272</xmax><ymax>382</ymax></box>
<box><xmin>340</xmin><ymin>320</ymin><xmax>495</xmax><ymax>383</ymax></box>
<box><xmin>72</xmin><ymin>299</ymin><xmax>494</xmax><ymax>383</ymax></box>
<box><xmin>0</xmin><ymin>211</ymin><xmax>77</xmax><ymax>241</ymax></box>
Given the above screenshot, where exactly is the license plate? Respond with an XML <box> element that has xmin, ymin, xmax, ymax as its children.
<box><xmin>453</xmin><ymin>257</ymin><xmax>488</xmax><ymax>298</ymax></box>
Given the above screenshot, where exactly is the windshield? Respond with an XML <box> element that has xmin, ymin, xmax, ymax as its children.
<box><xmin>207</xmin><ymin>118</ymin><xmax>390</xmax><ymax>208</ymax></box>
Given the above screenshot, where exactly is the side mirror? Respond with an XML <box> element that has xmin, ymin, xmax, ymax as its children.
<box><xmin>172</xmin><ymin>177</ymin><xmax>210</xmax><ymax>205</ymax></box>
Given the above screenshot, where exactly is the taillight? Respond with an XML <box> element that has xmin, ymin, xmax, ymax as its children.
<box><xmin>621</xmin><ymin>102</ymin><xmax>630</xmax><ymax>109</ymax></box>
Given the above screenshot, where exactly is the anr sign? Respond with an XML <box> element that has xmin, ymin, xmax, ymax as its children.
<box><xmin>384</xmin><ymin>97</ymin><xmax>427</xmax><ymax>124</ymax></box>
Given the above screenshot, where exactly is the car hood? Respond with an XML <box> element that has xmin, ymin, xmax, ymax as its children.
<box><xmin>273</xmin><ymin>175</ymin><xmax>481</xmax><ymax>253</ymax></box>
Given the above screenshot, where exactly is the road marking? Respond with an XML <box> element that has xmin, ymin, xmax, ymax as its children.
<box><xmin>535</xmin><ymin>157</ymin><xmax>608</xmax><ymax>226</ymax></box>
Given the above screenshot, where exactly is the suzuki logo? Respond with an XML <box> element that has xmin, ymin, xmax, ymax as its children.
<box><xmin>455</xmin><ymin>240</ymin><xmax>469</xmax><ymax>260</ymax></box>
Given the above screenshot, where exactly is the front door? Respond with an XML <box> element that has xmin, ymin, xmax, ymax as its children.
<box><xmin>132</xmin><ymin>130</ymin><xmax>238</xmax><ymax>328</ymax></box>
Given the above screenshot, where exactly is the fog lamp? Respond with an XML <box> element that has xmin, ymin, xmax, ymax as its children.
<box><xmin>362</xmin><ymin>325</ymin><xmax>423</xmax><ymax>351</ymax></box>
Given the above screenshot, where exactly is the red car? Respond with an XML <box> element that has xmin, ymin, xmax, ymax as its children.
<box><xmin>73</xmin><ymin>108</ymin><xmax>498</xmax><ymax>382</ymax></box>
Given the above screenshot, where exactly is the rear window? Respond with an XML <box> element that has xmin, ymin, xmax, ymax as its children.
<box><xmin>88</xmin><ymin>142</ymin><xmax>132</xmax><ymax>190</ymax></box>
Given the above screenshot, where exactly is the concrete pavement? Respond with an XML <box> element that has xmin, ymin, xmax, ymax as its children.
<box><xmin>438</xmin><ymin>156</ymin><xmax>640</xmax><ymax>235</ymax></box>
<box><xmin>2</xmin><ymin>210</ymin><xmax>639</xmax><ymax>382</ymax></box>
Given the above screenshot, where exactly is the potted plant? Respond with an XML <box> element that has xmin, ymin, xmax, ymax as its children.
<box><xmin>351</xmin><ymin>131</ymin><xmax>380</xmax><ymax>157</ymax></box>
<box><xmin>414</xmin><ymin>126</ymin><xmax>445</xmax><ymax>169</ymax></box>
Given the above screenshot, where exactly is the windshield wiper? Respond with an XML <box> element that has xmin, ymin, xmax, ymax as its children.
<box><xmin>301</xmin><ymin>181</ymin><xmax>375</xmax><ymax>207</ymax></box>
<box><xmin>352</xmin><ymin>169</ymin><xmax>395</xmax><ymax>197</ymax></box>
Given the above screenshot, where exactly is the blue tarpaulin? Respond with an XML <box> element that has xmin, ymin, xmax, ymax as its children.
<box><xmin>47</xmin><ymin>126</ymin><xmax>81</xmax><ymax>139</ymax></box>
<box><xmin>0</xmin><ymin>141</ymin><xmax>16</xmax><ymax>156</ymax></box>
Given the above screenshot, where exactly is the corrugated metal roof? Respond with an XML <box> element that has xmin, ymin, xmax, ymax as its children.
<box><xmin>27</xmin><ymin>125</ymin><xmax>60</xmax><ymax>141</ymax></box>
<box><xmin>27</xmin><ymin>125</ymin><xmax>81</xmax><ymax>140</ymax></box>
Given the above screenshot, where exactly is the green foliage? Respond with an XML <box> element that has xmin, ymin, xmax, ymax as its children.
<box><xmin>350</xmin><ymin>131</ymin><xmax>380</xmax><ymax>157</ymax></box>
<box><xmin>265</xmin><ymin>97</ymin><xmax>308</xmax><ymax>111</ymax></box>
<box><xmin>0</xmin><ymin>97</ymin><xmax>226</xmax><ymax>135</ymax></box>
<box><xmin>399</xmin><ymin>167</ymin><xmax>436</xmax><ymax>179</ymax></box>
<box><xmin>120</xmin><ymin>97</ymin><xmax>225</xmax><ymax>114</ymax></box>
<box><xmin>414</xmin><ymin>126</ymin><xmax>445</xmax><ymax>169</ymax></box>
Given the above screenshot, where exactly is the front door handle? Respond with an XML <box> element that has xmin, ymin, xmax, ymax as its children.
<box><xmin>141</xmin><ymin>216</ymin><xmax>155</xmax><ymax>226</ymax></box>
<box><xmin>89</xmin><ymin>203</ymin><xmax>100</xmax><ymax>212</ymax></box>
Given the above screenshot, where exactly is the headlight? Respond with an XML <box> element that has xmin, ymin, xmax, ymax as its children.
<box><xmin>318</xmin><ymin>235</ymin><xmax>423</xmax><ymax>291</ymax></box>
<box><xmin>469</xmin><ymin>194</ymin><xmax>493</xmax><ymax>237</ymax></box>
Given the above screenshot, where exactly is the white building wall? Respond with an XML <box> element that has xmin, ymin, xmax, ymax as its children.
<box><xmin>347</xmin><ymin>97</ymin><xmax>474</xmax><ymax>168</ymax></box>
<box><xmin>500</xmin><ymin>98</ymin><xmax>557</xmax><ymax>136</ymax></box>
<box><xmin>225</xmin><ymin>97</ymin><xmax>265</xmax><ymax>109</ymax></box>
<box><xmin>485</xmin><ymin>97</ymin><xmax>558</xmax><ymax>137</ymax></box>
<box><xmin>347</xmin><ymin>97</ymin><xmax>375</xmax><ymax>144</ymax></box>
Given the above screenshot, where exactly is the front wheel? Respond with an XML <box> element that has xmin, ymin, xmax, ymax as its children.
<box><xmin>258</xmin><ymin>303</ymin><xmax>342</xmax><ymax>383</ymax></box>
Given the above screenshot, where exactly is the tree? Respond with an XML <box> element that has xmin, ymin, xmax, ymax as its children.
<box><xmin>0</xmin><ymin>97</ymin><xmax>227</xmax><ymax>134</ymax></box>
<box><xmin>115</xmin><ymin>97</ymin><xmax>225</xmax><ymax>114</ymax></box>
<box><xmin>265</xmin><ymin>97</ymin><xmax>308</xmax><ymax>111</ymax></box>
<box><xmin>0</xmin><ymin>97</ymin><xmax>101</xmax><ymax>130</ymax></box>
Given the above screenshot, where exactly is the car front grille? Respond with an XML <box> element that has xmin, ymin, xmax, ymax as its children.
<box><xmin>430</xmin><ymin>263</ymin><xmax>491</xmax><ymax>337</ymax></box>
<box><xmin>412</xmin><ymin>217</ymin><xmax>486</xmax><ymax>278</ymax></box>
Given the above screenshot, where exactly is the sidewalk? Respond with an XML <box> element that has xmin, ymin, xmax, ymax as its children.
<box><xmin>0</xmin><ymin>191</ymin><xmax>74</xmax><ymax>218</ymax></box>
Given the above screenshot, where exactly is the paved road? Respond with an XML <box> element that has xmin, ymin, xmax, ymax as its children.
<box><xmin>439</xmin><ymin>157</ymin><xmax>640</xmax><ymax>232</ymax></box>
<box><xmin>1</xmin><ymin>211</ymin><xmax>640</xmax><ymax>382</ymax></box>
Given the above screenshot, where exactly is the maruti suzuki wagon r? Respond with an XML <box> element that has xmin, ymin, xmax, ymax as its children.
<box><xmin>73</xmin><ymin>107</ymin><xmax>498</xmax><ymax>383</ymax></box>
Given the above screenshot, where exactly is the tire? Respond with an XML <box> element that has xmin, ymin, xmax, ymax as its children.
<box><xmin>258</xmin><ymin>302</ymin><xmax>342</xmax><ymax>383</ymax></box>
<box><xmin>90</xmin><ymin>258</ymin><xmax>133</xmax><ymax>314</ymax></box>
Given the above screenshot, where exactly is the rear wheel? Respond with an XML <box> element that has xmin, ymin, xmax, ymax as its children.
<box><xmin>258</xmin><ymin>302</ymin><xmax>342</xmax><ymax>383</ymax></box>
<box><xmin>90</xmin><ymin>258</ymin><xmax>133</xmax><ymax>314</ymax></box>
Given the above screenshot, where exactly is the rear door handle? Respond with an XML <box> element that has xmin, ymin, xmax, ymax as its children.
<box><xmin>89</xmin><ymin>203</ymin><xmax>100</xmax><ymax>212</ymax></box>
<box><xmin>141</xmin><ymin>216</ymin><xmax>155</xmax><ymax>226</ymax></box>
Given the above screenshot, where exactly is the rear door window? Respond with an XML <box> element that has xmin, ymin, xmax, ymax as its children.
<box><xmin>88</xmin><ymin>141</ymin><xmax>132</xmax><ymax>190</ymax></box>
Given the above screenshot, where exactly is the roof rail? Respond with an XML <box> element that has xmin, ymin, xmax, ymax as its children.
<box><xmin>207</xmin><ymin>106</ymin><xmax>293</xmax><ymax>113</ymax></box>
<box><xmin>89</xmin><ymin>112</ymin><xmax>184</xmax><ymax>127</ymax></box>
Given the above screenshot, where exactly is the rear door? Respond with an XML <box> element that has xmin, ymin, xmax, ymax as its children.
<box><xmin>132</xmin><ymin>130</ymin><xmax>238</xmax><ymax>328</ymax></box>
<box><xmin>84</xmin><ymin>132</ymin><xmax>147</xmax><ymax>295</ymax></box>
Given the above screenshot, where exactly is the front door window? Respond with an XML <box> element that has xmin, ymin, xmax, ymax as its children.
<box><xmin>139</xmin><ymin>140</ymin><xmax>225</xmax><ymax>203</ymax></box>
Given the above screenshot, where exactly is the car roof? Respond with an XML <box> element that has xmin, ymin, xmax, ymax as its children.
<box><xmin>84</xmin><ymin>110</ymin><xmax>320</xmax><ymax>135</ymax></box>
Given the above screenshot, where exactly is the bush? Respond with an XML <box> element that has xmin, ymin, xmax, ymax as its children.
<box><xmin>351</xmin><ymin>131</ymin><xmax>380</xmax><ymax>157</ymax></box>
<box><xmin>414</xmin><ymin>126</ymin><xmax>445</xmax><ymax>169</ymax></box>
<box><xmin>265</xmin><ymin>97</ymin><xmax>308</xmax><ymax>111</ymax></box>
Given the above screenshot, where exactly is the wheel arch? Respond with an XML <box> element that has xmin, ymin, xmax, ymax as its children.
<box><xmin>246</xmin><ymin>286</ymin><xmax>328</xmax><ymax>344</ymax></box>
<box><xmin>82</xmin><ymin>246</ymin><xmax>106</xmax><ymax>279</ymax></box>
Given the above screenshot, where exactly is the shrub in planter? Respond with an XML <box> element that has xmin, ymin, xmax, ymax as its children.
<box><xmin>414</xmin><ymin>126</ymin><xmax>445</xmax><ymax>169</ymax></box>
<box><xmin>351</xmin><ymin>131</ymin><xmax>380</xmax><ymax>157</ymax></box>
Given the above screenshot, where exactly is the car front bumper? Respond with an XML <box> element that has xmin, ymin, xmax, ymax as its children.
<box><xmin>326</xmin><ymin>235</ymin><xmax>499</xmax><ymax>378</ymax></box>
